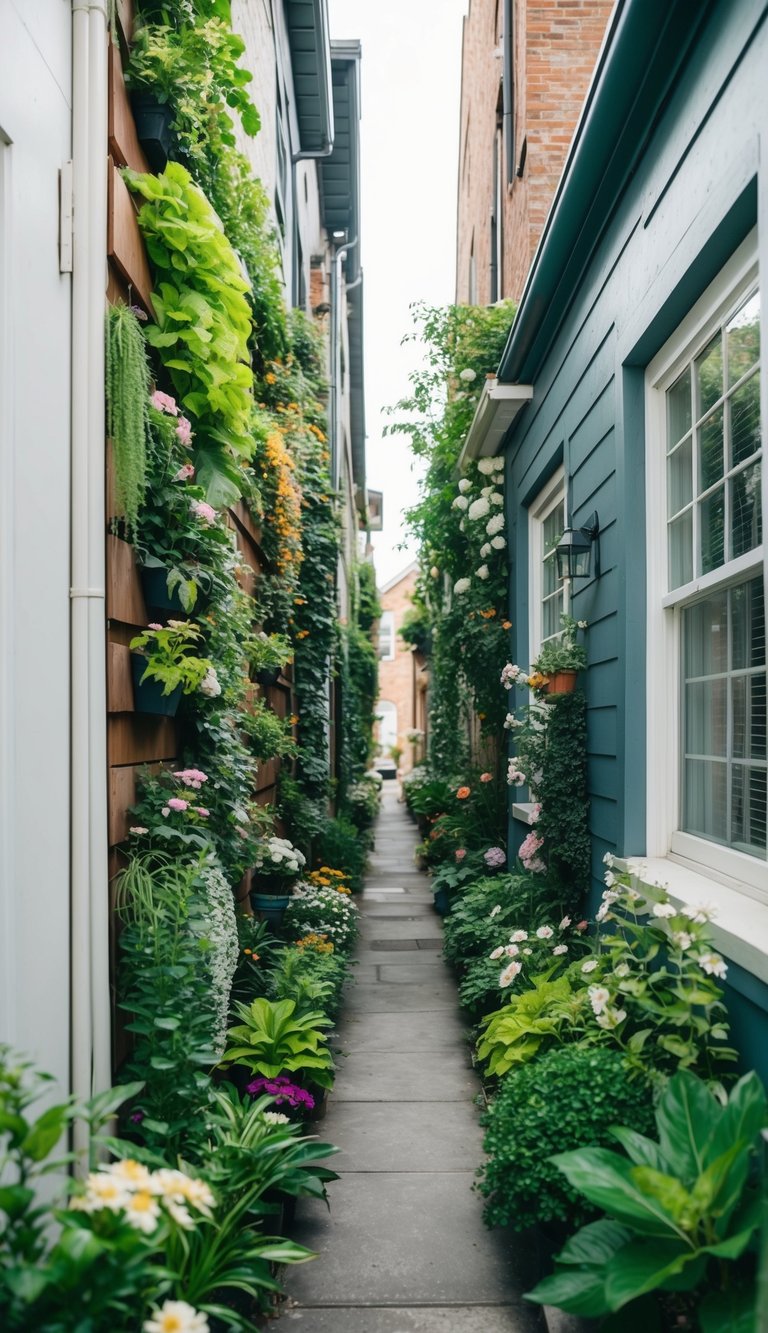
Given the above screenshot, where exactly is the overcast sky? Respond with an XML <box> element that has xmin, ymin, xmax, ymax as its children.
<box><xmin>328</xmin><ymin>0</ymin><xmax>469</xmax><ymax>585</ymax></box>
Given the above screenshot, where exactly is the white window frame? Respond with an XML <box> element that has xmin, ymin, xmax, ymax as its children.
<box><xmin>528</xmin><ymin>466</ymin><xmax>569</xmax><ymax>661</ymax></box>
<box><xmin>378</xmin><ymin>610</ymin><xmax>395</xmax><ymax>662</ymax></box>
<box><xmin>645</xmin><ymin>229</ymin><xmax>766</xmax><ymax>900</ymax></box>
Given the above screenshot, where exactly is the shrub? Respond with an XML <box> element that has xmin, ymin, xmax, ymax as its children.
<box><xmin>442</xmin><ymin>874</ymin><xmax>542</xmax><ymax>971</ymax></box>
<box><xmin>314</xmin><ymin>814</ymin><xmax>368</xmax><ymax>891</ymax></box>
<box><xmin>283</xmin><ymin>882</ymin><xmax>359</xmax><ymax>953</ymax></box>
<box><xmin>477</xmin><ymin>1046</ymin><xmax>655</xmax><ymax>1232</ymax></box>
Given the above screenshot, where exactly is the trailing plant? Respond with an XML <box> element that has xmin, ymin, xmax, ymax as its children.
<box><xmin>106</xmin><ymin>302</ymin><xmax>151</xmax><ymax>534</ymax></box>
<box><xmin>219</xmin><ymin>998</ymin><xmax>335</xmax><ymax>1089</ymax></box>
<box><xmin>531</xmin><ymin>613</ymin><xmax>588</xmax><ymax>676</ymax></box>
<box><xmin>357</xmin><ymin>558</ymin><xmax>381</xmax><ymax>631</ymax></box>
<box><xmin>338</xmin><ymin>622</ymin><xmax>379</xmax><ymax>796</ymax></box>
<box><xmin>525</xmin><ymin>1069</ymin><xmax>765</xmax><ymax>1330</ymax></box>
<box><xmin>123</xmin><ymin>162</ymin><xmax>256</xmax><ymax>505</ymax></box>
<box><xmin>478</xmin><ymin>1046</ymin><xmax>655</xmax><ymax>1234</ymax></box>
<box><xmin>241</xmin><ymin>697</ymin><xmax>296</xmax><ymax>762</ymax></box>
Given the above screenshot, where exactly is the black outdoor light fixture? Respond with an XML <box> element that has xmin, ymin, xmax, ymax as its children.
<box><xmin>555</xmin><ymin>511</ymin><xmax>600</xmax><ymax>581</ymax></box>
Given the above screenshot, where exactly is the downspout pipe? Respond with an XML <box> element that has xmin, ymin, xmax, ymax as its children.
<box><xmin>502</xmin><ymin>0</ymin><xmax>514</xmax><ymax>184</ymax></box>
<box><xmin>71</xmin><ymin>0</ymin><xmax>110</xmax><ymax>1160</ymax></box>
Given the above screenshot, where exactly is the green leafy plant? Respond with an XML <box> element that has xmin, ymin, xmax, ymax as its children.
<box><xmin>220</xmin><ymin>998</ymin><xmax>335</xmax><ymax>1089</ymax></box>
<box><xmin>478</xmin><ymin>1046</ymin><xmax>655</xmax><ymax>1233</ymax></box>
<box><xmin>477</xmin><ymin>973</ymin><xmax>584</xmax><ymax>1076</ymax></box>
<box><xmin>245</xmin><ymin>630</ymin><xmax>293</xmax><ymax>680</ymax></box>
<box><xmin>283</xmin><ymin>882</ymin><xmax>359</xmax><ymax>953</ymax></box>
<box><xmin>130</xmin><ymin>619</ymin><xmax>216</xmax><ymax>696</ymax></box>
<box><xmin>265</xmin><ymin>946</ymin><xmax>350</xmax><ymax>1022</ymax></box>
<box><xmin>123</xmin><ymin>162</ymin><xmax>256</xmax><ymax>505</ymax></box>
<box><xmin>531</xmin><ymin>613</ymin><xmax>588</xmax><ymax>675</ymax></box>
<box><xmin>526</xmin><ymin>1069</ymin><xmax>765</xmax><ymax>1330</ymax></box>
<box><xmin>241</xmin><ymin>697</ymin><xmax>296</xmax><ymax>762</ymax></box>
<box><xmin>106</xmin><ymin>302</ymin><xmax>150</xmax><ymax>534</ymax></box>
<box><xmin>312</xmin><ymin>815</ymin><xmax>368</xmax><ymax>892</ymax></box>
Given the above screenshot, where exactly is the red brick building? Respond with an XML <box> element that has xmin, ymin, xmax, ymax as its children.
<box><xmin>376</xmin><ymin>564</ymin><xmax>426</xmax><ymax>775</ymax></box>
<box><xmin>455</xmin><ymin>0</ymin><xmax>613</xmax><ymax>304</ymax></box>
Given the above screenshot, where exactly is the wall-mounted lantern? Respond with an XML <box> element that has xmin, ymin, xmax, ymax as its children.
<box><xmin>555</xmin><ymin>511</ymin><xmax>600</xmax><ymax>580</ymax></box>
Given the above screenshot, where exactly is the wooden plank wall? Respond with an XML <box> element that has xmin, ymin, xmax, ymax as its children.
<box><xmin>105</xmin><ymin>16</ymin><xmax>294</xmax><ymax>1061</ymax></box>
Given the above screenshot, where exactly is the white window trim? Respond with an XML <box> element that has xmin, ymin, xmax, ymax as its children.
<box><xmin>645</xmin><ymin>228</ymin><xmax>766</xmax><ymax>899</ymax></box>
<box><xmin>378</xmin><ymin>610</ymin><xmax>396</xmax><ymax>662</ymax></box>
<box><xmin>528</xmin><ymin>465</ymin><xmax>568</xmax><ymax>661</ymax></box>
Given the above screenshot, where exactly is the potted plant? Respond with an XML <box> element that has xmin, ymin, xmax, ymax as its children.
<box><xmin>129</xmin><ymin>620</ymin><xmax>218</xmax><ymax>717</ymax></box>
<box><xmin>249</xmin><ymin>836</ymin><xmax>306</xmax><ymax>924</ymax></box>
<box><xmin>531</xmin><ymin>614</ymin><xmax>587</xmax><ymax>695</ymax></box>
<box><xmin>245</xmin><ymin>630</ymin><xmax>293</xmax><ymax>688</ymax></box>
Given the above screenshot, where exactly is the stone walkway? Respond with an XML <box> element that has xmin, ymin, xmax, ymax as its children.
<box><xmin>276</xmin><ymin>782</ymin><xmax>548</xmax><ymax>1332</ymax></box>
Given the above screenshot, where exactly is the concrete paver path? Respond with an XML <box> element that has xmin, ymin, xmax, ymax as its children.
<box><xmin>276</xmin><ymin>783</ymin><xmax>546</xmax><ymax>1332</ymax></box>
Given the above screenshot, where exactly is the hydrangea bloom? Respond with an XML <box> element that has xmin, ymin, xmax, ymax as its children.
<box><xmin>484</xmin><ymin>846</ymin><xmax>506</xmax><ymax>868</ymax></box>
<box><xmin>491</xmin><ymin>535</ymin><xmax>507</xmax><ymax>549</ymax></box>
<box><xmin>453</xmin><ymin>577</ymin><xmax>471</xmax><ymax>595</ymax></box>
<box><xmin>175</xmin><ymin>416</ymin><xmax>193</xmax><ymax>447</ymax></box>
<box><xmin>519</xmin><ymin>831</ymin><xmax>545</xmax><ymax>871</ymax></box>
<box><xmin>490</xmin><ymin>492</ymin><xmax>504</xmax><ymax>506</ymax></box>
<box><xmin>452</xmin><ymin>494</ymin><xmax>469</xmax><ymax>511</ymax></box>
<box><xmin>199</xmin><ymin>667</ymin><xmax>221</xmax><ymax>698</ymax></box>
<box><xmin>459</xmin><ymin>367</ymin><xmax>477</xmax><ymax>381</ymax></box>
<box><xmin>458</xmin><ymin>477</ymin><xmax>472</xmax><ymax>493</ymax></box>
<box><xmin>476</xmin><ymin>564</ymin><xmax>490</xmax><ymax>580</ymax></box>
<box><xmin>486</xmin><ymin>513</ymin><xmax>505</xmax><ymax>536</ymax></box>
<box><xmin>468</xmin><ymin>496</ymin><xmax>490</xmax><ymax>521</ymax></box>
<box><xmin>190</xmin><ymin>500</ymin><xmax>217</xmax><ymax>525</ymax></box>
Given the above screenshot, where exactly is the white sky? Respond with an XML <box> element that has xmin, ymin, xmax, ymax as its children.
<box><xmin>328</xmin><ymin>0</ymin><xmax>469</xmax><ymax>585</ymax></box>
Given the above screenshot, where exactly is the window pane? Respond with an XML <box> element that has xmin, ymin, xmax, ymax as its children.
<box><xmin>699</xmin><ymin>486</ymin><xmax>725</xmax><ymax>573</ymax></box>
<box><xmin>667</xmin><ymin>437</ymin><xmax>692</xmax><ymax>515</ymax></box>
<box><xmin>667</xmin><ymin>367</ymin><xmax>692</xmax><ymax>446</ymax></box>
<box><xmin>727</xmin><ymin>290</ymin><xmax>760</xmax><ymax>386</ymax></box>
<box><xmin>732</xmin><ymin>765</ymin><xmax>767</xmax><ymax>856</ymax></box>
<box><xmin>699</xmin><ymin>406</ymin><xmax>724</xmax><ymax>491</ymax></box>
<box><xmin>685</xmin><ymin>679</ymin><xmax>727</xmax><ymax>757</ymax></box>
<box><xmin>542</xmin><ymin>552</ymin><xmax>559</xmax><ymax>600</ymax></box>
<box><xmin>542</xmin><ymin>503</ymin><xmax>564</xmax><ymax>554</ymax></box>
<box><xmin>730</xmin><ymin>372</ymin><xmax>761</xmax><ymax>466</ymax></box>
<box><xmin>684</xmin><ymin>590</ymin><xmax>727</xmax><ymax>676</ymax></box>
<box><xmin>542</xmin><ymin>591</ymin><xmax>563</xmax><ymax>641</ymax></box>
<box><xmin>732</xmin><ymin>675</ymin><xmax>767</xmax><ymax>760</ymax></box>
<box><xmin>732</xmin><ymin>578</ymin><xmax>765</xmax><ymax>669</ymax></box>
<box><xmin>695</xmin><ymin>334</ymin><xmax>723</xmax><ymax>418</ymax></box>
<box><xmin>683</xmin><ymin>758</ymin><xmax>727</xmax><ymax>842</ymax></box>
<box><xmin>669</xmin><ymin>510</ymin><xmax>693</xmax><ymax>589</ymax></box>
<box><xmin>730</xmin><ymin>460</ymin><xmax>762</xmax><ymax>559</ymax></box>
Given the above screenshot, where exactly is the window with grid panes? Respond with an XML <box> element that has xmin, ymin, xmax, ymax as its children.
<box><xmin>665</xmin><ymin>287</ymin><xmax>765</xmax><ymax>860</ymax></box>
<box><xmin>541</xmin><ymin>495</ymin><xmax>566</xmax><ymax>641</ymax></box>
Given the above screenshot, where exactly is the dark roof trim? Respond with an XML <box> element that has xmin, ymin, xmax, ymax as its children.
<box><xmin>285</xmin><ymin>0</ymin><xmax>335</xmax><ymax>158</ymax></box>
<box><xmin>321</xmin><ymin>40</ymin><xmax>362</xmax><ymax>281</ymax></box>
<box><xmin>348</xmin><ymin>273</ymin><xmax>366</xmax><ymax>507</ymax></box>
<box><xmin>498</xmin><ymin>0</ymin><xmax>715</xmax><ymax>384</ymax></box>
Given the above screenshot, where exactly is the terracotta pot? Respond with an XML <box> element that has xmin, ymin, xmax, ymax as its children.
<box><xmin>543</xmin><ymin>669</ymin><xmax>578</xmax><ymax>695</ymax></box>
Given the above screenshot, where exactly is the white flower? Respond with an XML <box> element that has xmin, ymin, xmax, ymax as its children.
<box><xmin>503</xmin><ymin>713</ymin><xmax>519</xmax><ymax>730</ymax></box>
<box><xmin>603</xmin><ymin>852</ymin><xmax>614</xmax><ymax>867</ymax></box>
<box><xmin>476</xmin><ymin>564</ymin><xmax>490</xmax><ymax>580</ymax></box>
<box><xmin>596</xmin><ymin>1007</ymin><xmax>627</xmax><ymax>1030</ymax></box>
<box><xmin>144</xmin><ymin>1301</ymin><xmax>210</xmax><ymax>1333</ymax></box>
<box><xmin>263</xmin><ymin>1111</ymin><xmax>291</xmax><ymax>1126</ymax></box>
<box><xmin>510</xmin><ymin>930</ymin><xmax>528</xmax><ymax>943</ymax></box>
<box><xmin>480</xmin><ymin>542</ymin><xmax>492</xmax><ymax>558</ymax></box>
<box><xmin>489</xmin><ymin>946</ymin><xmax>505</xmax><ymax>960</ymax></box>
<box><xmin>698</xmin><ymin>952</ymin><xmax>727</xmax><ymax>979</ymax></box>
<box><xmin>652</xmin><ymin>902</ymin><xmax>677</xmax><ymax>919</ymax></box>
<box><xmin>459</xmin><ymin>367</ymin><xmax>477</xmax><ymax>382</ymax></box>
<box><xmin>458</xmin><ymin>477</ymin><xmax>472</xmax><ymax>492</ymax></box>
<box><xmin>683</xmin><ymin>901</ymin><xmax>718</xmax><ymax>924</ymax></box>
<box><xmin>536</xmin><ymin>925</ymin><xmax>554</xmax><ymax>940</ymax></box>
<box><xmin>430</xmin><ymin>565</ymin><xmax>439</xmax><ymax>578</ymax></box>
<box><xmin>671</xmin><ymin>930</ymin><xmax>693</xmax><ymax>951</ymax></box>
<box><xmin>124</xmin><ymin>1189</ymin><xmax>161</xmax><ymax>1233</ymax></box>
<box><xmin>499</xmin><ymin>959</ymin><xmax>522</xmax><ymax>987</ymax></box>
<box><xmin>486</xmin><ymin>513</ymin><xmax>505</xmax><ymax>536</ymax></box>
<box><xmin>452</xmin><ymin>494</ymin><xmax>469</xmax><ymax>511</ymax></box>
<box><xmin>614</xmin><ymin>962</ymin><xmax>630</xmax><ymax>977</ymax></box>
<box><xmin>104</xmin><ymin>1159</ymin><xmax>155</xmax><ymax>1193</ymax></box>
<box><xmin>552</xmin><ymin>944</ymin><xmax>568</xmax><ymax>955</ymax></box>
<box><xmin>453</xmin><ymin>577</ymin><xmax>471</xmax><ymax>595</ymax></box>
<box><xmin>468</xmin><ymin>496</ymin><xmax>490</xmax><ymax>521</ymax></box>
<box><xmin>604</xmin><ymin>871</ymin><xmax>616</xmax><ymax>888</ymax></box>
<box><xmin>481</xmin><ymin>485</ymin><xmax>493</xmax><ymax>497</ymax></box>
<box><xmin>490</xmin><ymin>904</ymin><xmax>501</xmax><ymax>918</ymax></box>
<box><xmin>522</xmin><ymin>947</ymin><xmax>533</xmax><ymax>955</ymax></box>
<box><xmin>588</xmin><ymin>985</ymin><xmax>611</xmax><ymax>1015</ymax></box>
<box><xmin>199</xmin><ymin>667</ymin><xmax>221</xmax><ymax>698</ymax></box>
<box><xmin>595</xmin><ymin>902</ymin><xmax>611</xmax><ymax>923</ymax></box>
<box><xmin>491</xmin><ymin>535</ymin><xmax>507</xmax><ymax>549</ymax></box>
<box><xmin>490</xmin><ymin>492</ymin><xmax>504</xmax><ymax>506</ymax></box>
<box><xmin>602</xmin><ymin>889</ymin><xmax>619</xmax><ymax>904</ymax></box>
<box><xmin>582</xmin><ymin>959</ymin><xmax>599</xmax><ymax>973</ymax></box>
<box><xmin>478</xmin><ymin>456</ymin><xmax>501</xmax><ymax>475</ymax></box>
<box><xmin>490</xmin><ymin>455</ymin><xmax>504</xmax><ymax>471</ymax></box>
<box><xmin>77</xmin><ymin>1173</ymin><xmax>131</xmax><ymax>1214</ymax></box>
<box><xmin>504</xmin><ymin>943</ymin><xmax>520</xmax><ymax>957</ymax></box>
<box><xmin>559</xmin><ymin>916</ymin><xmax>571</xmax><ymax>930</ymax></box>
<box><xmin>577</xmin><ymin>619</ymin><xmax>588</xmax><ymax>629</ymax></box>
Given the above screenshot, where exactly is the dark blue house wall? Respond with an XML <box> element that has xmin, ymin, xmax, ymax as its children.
<box><xmin>503</xmin><ymin>0</ymin><xmax>768</xmax><ymax>1060</ymax></box>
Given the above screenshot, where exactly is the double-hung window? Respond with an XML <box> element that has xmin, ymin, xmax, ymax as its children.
<box><xmin>646</xmin><ymin>233</ymin><xmax>765</xmax><ymax>895</ymax></box>
<box><xmin>529</xmin><ymin>467</ymin><xmax>568</xmax><ymax>660</ymax></box>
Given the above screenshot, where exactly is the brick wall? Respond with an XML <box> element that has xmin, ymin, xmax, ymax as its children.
<box><xmin>456</xmin><ymin>0</ymin><xmax>613</xmax><ymax>305</ymax></box>
<box><xmin>376</xmin><ymin>567</ymin><xmax>422</xmax><ymax>774</ymax></box>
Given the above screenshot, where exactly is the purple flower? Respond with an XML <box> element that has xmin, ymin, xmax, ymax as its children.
<box><xmin>484</xmin><ymin>846</ymin><xmax>506</xmax><ymax>868</ymax></box>
<box><xmin>246</xmin><ymin>1075</ymin><xmax>315</xmax><ymax>1110</ymax></box>
<box><xmin>129</xmin><ymin>1109</ymin><xmax>146</xmax><ymax>1124</ymax></box>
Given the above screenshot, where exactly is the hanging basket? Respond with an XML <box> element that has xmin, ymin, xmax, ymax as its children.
<box><xmin>542</xmin><ymin>670</ymin><xmax>578</xmax><ymax>696</ymax></box>
<box><xmin>130</xmin><ymin>91</ymin><xmax>175</xmax><ymax>173</ymax></box>
<box><xmin>249</xmin><ymin>891</ymin><xmax>292</xmax><ymax>928</ymax></box>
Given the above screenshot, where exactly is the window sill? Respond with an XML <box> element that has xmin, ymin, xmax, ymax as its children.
<box><xmin>512</xmin><ymin>801</ymin><xmax>536</xmax><ymax>824</ymax></box>
<box><xmin>619</xmin><ymin>855</ymin><xmax>768</xmax><ymax>986</ymax></box>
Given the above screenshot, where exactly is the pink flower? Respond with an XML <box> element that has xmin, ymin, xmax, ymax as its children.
<box><xmin>480</xmin><ymin>772</ymin><xmax>493</xmax><ymax>783</ymax></box>
<box><xmin>455</xmin><ymin>848</ymin><xmax>466</xmax><ymax>862</ymax></box>
<box><xmin>175</xmin><ymin>416</ymin><xmax>193</xmax><ymax>446</ymax></box>
<box><xmin>173</xmin><ymin>768</ymin><xmax>208</xmax><ymax>789</ymax></box>
<box><xmin>174</xmin><ymin>462</ymin><xmax>195</xmax><ymax>482</ymax></box>
<box><xmin>484</xmin><ymin>846</ymin><xmax>506</xmax><ymax>868</ymax></box>
<box><xmin>161</xmin><ymin>807</ymin><xmax>170</xmax><ymax>818</ymax></box>
<box><xmin>576</xmin><ymin>920</ymin><xmax>589</xmax><ymax>933</ymax></box>
<box><xmin>148</xmin><ymin>623</ymin><xmax>163</xmax><ymax>631</ymax></box>
<box><xmin>528</xmin><ymin>803</ymin><xmax>542</xmax><ymax>825</ymax></box>
<box><xmin>506</xmin><ymin>764</ymin><xmax>526</xmax><ymax>786</ymax></box>
<box><xmin>151</xmin><ymin>390</ymin><xmax>178</xmax><ymax>416</ymax></box>
<box><xmin>167</xmin><ymin>797</ymin><xmax>188</xmax><ymax>813</ymax></box>
<box><xmin>191</xmin><ymin>499</ymin><xmax>217</xmax><ymax>525</ymax></box>
<box><xmin>519</xmin><ymin>830</ymin><xmax>546</xmax><ymax>873</ymax></box>
<box><xmin>194</xmin><ymin>807</ymin><xmax>209</xmax><ymax>818</ymax></box>
<box><xmin>129</xmin><ymin>826</ymin><xmax>148</xmax><ymax>834</ymax></box>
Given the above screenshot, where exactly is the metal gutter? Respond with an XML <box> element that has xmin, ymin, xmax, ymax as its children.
<box><xmin>457</xmin><ymin>378</ymin><xmax>533</xmax><ymax>472</ymax></box>
<box><xmin>497</xmin><ymin>0</ymin><xmax>714</xmax><ymax>384</ymax></box>
<box><xmin>289</xmin><ymin>0</ymin><xmax>335</xmax><ymax>159</ymax></box>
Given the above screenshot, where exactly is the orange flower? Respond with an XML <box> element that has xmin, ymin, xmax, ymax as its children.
<box><xmin>502</xmin><ymin>620</ymin><xmax>512</xmax><ymax>630</ymax></box>
<box><xmin>265</xmin><ymin>372</ymin><xmax>277</xmax><ymax>385</ymax></box>
<box><xmin>456</xmin><ymin>786</ymin><xmax>471</xmax><ymax>800</ymax></box>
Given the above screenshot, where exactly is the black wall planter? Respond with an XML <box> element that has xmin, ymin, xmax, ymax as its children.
<box><xmin>139</xmin><ymin>564</ymin><xmax>185</xmax><ymax>614</ymax></box>
<box><xmin>130</xmin><ymin>91</ymin><xmax>174</xmax><ymax>173</ymax></box>
<box><xmin>130</xmin><ymin>653</ymin><xmax>182</xmax><ymax>717</ymax></box>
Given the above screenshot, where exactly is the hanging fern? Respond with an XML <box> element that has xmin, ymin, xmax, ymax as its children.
<box><xmin>106</xmin><ymin>302</ymin><xmax>151</xmax><ymax>535</ymax></box>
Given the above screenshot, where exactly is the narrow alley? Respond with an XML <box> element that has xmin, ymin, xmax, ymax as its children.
<box><xmin>278</xmin><ymin>782</ymin><xmax>544</xmax><ymax>1332</ymax></box>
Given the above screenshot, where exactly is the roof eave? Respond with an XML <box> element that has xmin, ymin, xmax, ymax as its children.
<box><xmin>457</xmin><ymin>379</ymin><xmax>533</xmax><ymax>471</ymax></box>
<box><xmin>286</xmin><ymin>0</ymin><xmax>335</xmax><ymax>158</ymax></box>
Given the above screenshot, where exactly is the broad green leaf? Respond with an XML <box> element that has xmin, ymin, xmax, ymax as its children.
<box><xmin>603</xmin><ymin>1239</ymin><xmax>692</xmax><ymax>1310</ymax></box>
<box><xmin>525</xmin><ymin>1266</ymin><xmax>610</xmax><ymax>1316</ymax></box>
<box><xmin>709</xmin><ymin>1071</ymin><xmax>767</xmax><ymax>1164</ymax></box>
<box><xmin>655</xmin><ymin>1070</ymin><xmax>720</xmax><ymax>1182</ymax></box>
<box><xmin>21</xmin><ymin>1105</ymin><xmax>67</xmax><ymax>1160</ymax></box>
<box><xmin>629</xmin><ymin>1166</ymin><xmax>693</xmax><ymax>1225</ymax></box>
<box><xmin>556</xmin><ymin>1218</ymin><xmax>632</xmax><ymax>1267</ymax></box>
<box><xmin>699</xmin><ymin>1285</ymin><xmax>757</xmax><ymax>1332</ymax></box>
<box><xmin>552</xmin><ymin>1149</ymin><xmax>687</xmax><ymax>1239</ymax></box>
<box><xmin>611</xmin><ymin>1126</ymin><xmax>672</xmax><ymax>1173</ymax></box>
<box><xmin>0</xmin><ymin>1184</ymin><xmax>35</xmax><ymax>1217</ymax></box>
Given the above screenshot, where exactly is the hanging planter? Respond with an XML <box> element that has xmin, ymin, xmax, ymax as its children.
<box><xmin>248</xmin><ymin>891</ymin><xmax>292</xmax><ymax>928</ymax></box>
<box><xmin>139</xmin><ymin>563</ymin><xmax>185</xmax><ymax>614</ymax></box>
<box><xmin>542</xmin><ymin>670</ymin><xmax>578</xmax><ymax>696</ymax></box>
<box><xmin>254</xmin><ymin>666</ymin><xmax>282</xmax><ymax>688</ymax></box>
<box><xmin>130</xmin><ymin>652</ymin><xmax>182</xmax><ymax>717</ymax></box>
<box><xmin>129</xmin><ymin>91</ymin><xmax>175</xmax><ymax>173</ymax></box>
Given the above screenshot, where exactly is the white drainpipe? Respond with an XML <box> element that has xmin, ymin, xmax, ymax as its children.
<box><xmin>71</xmin><ymin>0</ymin><xmax>111</xmax><ymax>1161</ymax></box>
